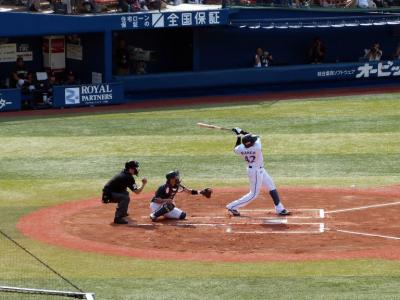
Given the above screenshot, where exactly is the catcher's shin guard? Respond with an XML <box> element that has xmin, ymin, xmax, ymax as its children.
<box><xmin>179</xmin><ymin>211</ymin><xmax>186</xmax><ymax>220</ymax></box>
<box><xmin>153</xmin><ymin>202</ymin><xmax>175</xmax><ymax>218</ymax></box>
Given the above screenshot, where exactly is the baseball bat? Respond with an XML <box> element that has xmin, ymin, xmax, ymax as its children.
<box><xmin>197</xmin><ymin>122</ymin><xmax>231</xmax><ymax>132</ymax></box>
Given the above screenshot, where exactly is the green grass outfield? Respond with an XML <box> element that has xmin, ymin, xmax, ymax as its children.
<box><xmin>0</xmin><ymin>93</ymin><xmax>400</xmax><ymax>299</ymax></box>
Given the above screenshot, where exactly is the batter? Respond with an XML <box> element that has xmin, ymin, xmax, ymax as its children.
<box><xmin>226</xmin><ymin>128</ymin><xmax>291</xmax><ymax>217</ymax></box>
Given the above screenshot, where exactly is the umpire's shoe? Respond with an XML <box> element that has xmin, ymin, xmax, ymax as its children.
<box><xmin>278</xmin><ymin>209</ymin><xmax>291</xmax><ymax>216</ymax></box>
<box><xmin>114</xmin><ymin>217</ymin><xmax>128</xmax><ymax>224</ymax></box>
<box><xmin>228</xmin><ymin>209</ymin><xmax>241</xmax><ymax>217</ymax></box>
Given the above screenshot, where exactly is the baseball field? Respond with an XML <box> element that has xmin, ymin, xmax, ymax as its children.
<box><xmin>1</xmin><ymin>92</ymin><xmax>400</xmax><ymax>299</ymax></box>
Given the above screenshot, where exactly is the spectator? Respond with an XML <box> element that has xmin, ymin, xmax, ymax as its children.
<box><xmin>262</xmin><ymin>51</ymin><xmax>273</xmax><ymax>67</ymax></box>
<box><xmin>308</xmin><ymin>38</ymin><xmax>325</xmax><ymax>64</ymax></box>
<box><xmin>356</xmin><ymin>0</ymin><xmax>376</xmax><ymax>7</ymax></box>
<box><xmin>288</xmin><ymin>0</ymin><xmax>309</xmax><ymax>6</ymax></box>
<box><xmin>18</xmin><ymin>72</ymin><xmax>36</xmax><ymax>109</ymax></box>
<box><xmin>115</xmin><ymin>39</ymin><xmax>131</xmax><ymax>75</ymax></box>
<box><xmin>81</xmin><ymin>0</ymin><xmax>95</xmax><ymax>12</ymax></box>
<box><xmin>135</xmin><ymin>61</ymin><xmax>147</xmax><ymax>74</ymax></box>
<box><xmin>254</xmin><ymin>48</ymin><xmax>273</xmax><ymax>67</ymax></box>
<box><xmin>372</xmin><ymin>0</ymin><xmax>388</xmax><ymax>7</ymax></box>
<box><xmin>393</xmin><ymin>43</ymin><xmax>400</xmax><ymax>60</ymax></box>
<box><xmin>118</xmin><ymin>0</ymin><xmax>141</xmax><ymax>12</ymax></box>
<box><xmin>64</xmin><ymin>70</ymin><xmax>79</xmax><ymax>85</ymax></box>
<box><xmin>19</xmin><ymin>72</ymin><xmax>35</xmax><ymax>94</ymax></box>
<box><xmin>35</xmin><ymin>71</ymin><xmax>58</xmax><ymax>105</ymax></box>
<box><xmin>28</xmin><ymin>0</ymin><xmax>41</xmax><ymax>11</ymax></box>
<box><xmin>364</xmin><ymin>43</ymin><xmax>382</xmax><ymax>61</ymax></box>
<box><xmin>10</xmin><ymin>57</ymin><xmax>29</xmax><ymax>88</ymax></box>
<box><xmin>254</xmin><ymin>48</ymin><xmax>264</xmax><ymax>67</ymax></box>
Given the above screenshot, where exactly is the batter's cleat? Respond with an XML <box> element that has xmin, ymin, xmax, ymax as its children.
<box><xmin>228</xmin><ymin>209</ymin><xmax>241</xmax><ymax>217</ymax></box>
<box><xmin>114</xmin><ymin>218</ymin><xmax>128</xmax><ymax>224</ymax></box>
<box><xmin>278</xmin><ymin>209</ymin><xmax>291</xmax><ymax>216</ymax></box>
<box><xmin>121</xmin><ymin>213</ymin><xmax>129</xmax><ymax>218</ymax></box>
<box><xmin>149</xmin><ymin>213</ymin><xmax>157</xmax><ymax>222</ymax></box>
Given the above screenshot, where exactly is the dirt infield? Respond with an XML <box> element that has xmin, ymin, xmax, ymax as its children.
<box><xmin>17</xmin><ymin>186</ymin><xmax>400</xmax><ymax>262</ymax></box>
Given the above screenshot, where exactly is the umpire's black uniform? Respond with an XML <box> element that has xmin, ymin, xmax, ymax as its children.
<box><xmin>103</xmin><ymin>161</ymin><xmax>139</xmax><ymax>224</ymax></box>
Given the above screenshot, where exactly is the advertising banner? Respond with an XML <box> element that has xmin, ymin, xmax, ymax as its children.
<box><xmin>0</xmin><ymin>89</ymin><xmax>21</xmax><ymax>112</ymax></box>
<box><xmin>52</xmin><ymin>82</ymin><xmax>125</xmax><ymax>108</ymax></box>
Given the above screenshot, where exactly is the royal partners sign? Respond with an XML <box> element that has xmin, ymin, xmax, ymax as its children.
<box><xmin>53</xmin><ymin>82</ymin><xmax>125</xmax><ymax>108</ymax></box>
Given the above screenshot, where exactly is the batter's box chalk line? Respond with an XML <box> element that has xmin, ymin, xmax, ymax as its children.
<box><xmin>325</xmin><ymin>228</ymin><xmax>400</xmax><ymax>241</ymax></box>
<box><xmin>325</xmin><ymin>201</ymin><xmax>400</xmax><ymax>214</ymax></box>
<box><xmin>135</xmin><ymin>209</ymin><xmax>325</xmax><ymax>235</ymax></box>
<box><xmin>141</xmin><ymin>209</ymin><xmax>325</xmax><ymax>220</ymax></box>
<box><xmin>132</xmin><ymin>220</ymin><xmax>325</xmax><ymax>235</ymax></box>
<box><xmin>226</xmin><ymin>223</ymin><xmax>325</xmax><ymax>235</ymax></box>
<box><xmin>239</xmin><ymin>208</ymin><xmax>325</xmax><ymax>219</ymax></box>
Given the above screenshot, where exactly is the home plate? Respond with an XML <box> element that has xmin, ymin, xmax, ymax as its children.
<box><xmin>263</xmin><ymin>218</ymin><xmax>288</xmax><ymax>224</ymax></box>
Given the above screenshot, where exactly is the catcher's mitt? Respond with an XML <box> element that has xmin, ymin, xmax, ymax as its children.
<box><xmin>200</xmin><ymin>188</ymin><xmax>213</xmax><ymax>198</ymax></box>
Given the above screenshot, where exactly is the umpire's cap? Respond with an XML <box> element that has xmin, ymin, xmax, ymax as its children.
<box><xmin>242</xmin><ymin>134</ymin><xmax>258</xmax><ymax>148</ymax></box>
<box><xmin>166</xmin><ymin>170</ymin><xmax>179</xmax><ymax>181</ymax></box>
<box><xmin>125</xmin><ymin>160</ymin><xmax>139</xmax><ymax>170</ymax></box>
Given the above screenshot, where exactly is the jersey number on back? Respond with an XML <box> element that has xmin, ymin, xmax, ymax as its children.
<box><xmin>245</xmin><ymin>155</ymin><xmax>256</xmax><ymax>163</ymax></box>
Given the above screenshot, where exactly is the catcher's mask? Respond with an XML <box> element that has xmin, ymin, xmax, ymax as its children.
<box><xmin>125</xmin><ymin>160</ymin><xmax>139</xmax><ymax>176</ymax></box>
<box><xmin>242</xmin><ymin>134</ymin><xmax>258</xmax><ymax>148</ymax></box>
<box><xmin>166</xmin><ymin>170</ymin><xmax>180</xmax><ymax>187</ymax></box>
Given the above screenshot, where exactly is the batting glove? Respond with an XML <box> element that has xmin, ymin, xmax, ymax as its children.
<box><xmin>232</xmin><ymin>127</ymin><xmax>242</xmax><ymax>135</ymax></box>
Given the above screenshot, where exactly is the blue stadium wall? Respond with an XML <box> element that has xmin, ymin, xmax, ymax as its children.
<box><xmin>0</xmin><ymin>8</ymin><xmax>399</xmax><ymax>102</ymax></box>
<box><xmin>0</xmin><ymin>33</ymin><xmax>104</xmax><ymax>84</ymax></box>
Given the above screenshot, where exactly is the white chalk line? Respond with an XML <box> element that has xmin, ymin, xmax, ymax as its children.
<box><xmin>132</xmin><ymin>221</ymin><xmax>324</xmax><ymax>227</ymax></box>
<box><xmin>133</xmin><ymin>222</ymin><xmax>303</xmax><ymax>227</ymax></box>
<box><xmin>325</xmin><ymin>201</ymin><xmax>400</xmax><ymax>214</ymax></box>
<box><xmin>131</xmin><ymin>222</ymin><xmax>324</xmax><ymax>237</ymax></box>
<box><xmin>229</xmin><ymin>222</ymin><xmax>325</xmax><ymax>234</ymax></box>
<box><xmin>330</xmin><ymin>228</ymin><xmax>400</xmax><ymax>241</ymax></box>
<box><xmin>135</xmin><ymin>209</ymin><xmax>324</xmax><ymax>234</ymax></box>
<box><xmin>240</xmin><ymin>209</ymin><xmax>324</xmax><ymax>219</ymax></box>
<box><xmin>241</xmin><ymin>209</ymin><xmax>321</xmax><ymax>212</ymax></box>
<box><xmin>191</xmin><ymin>216</ymin><xmax>319</xmax><ymax>220</ymax></box>
<box><xmin>241</xmin><ymin>208</ymin><xmax>321</xmax><ymax>215</ymax></box>
<box><xmin>140</xmin><ymin>208</ymin><xmax>325</xmax><ymax>220</ymax></box>
<box><xmin>229</xmin><ymin>231</ymin><xmax>323</xmax><ymax>234</ymax></box>
<box><xmin>132</xmin><ymin>223</ymin><xmax>286</xmax><ymax>227</ymax></box>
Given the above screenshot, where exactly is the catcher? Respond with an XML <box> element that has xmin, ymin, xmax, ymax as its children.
<box><xmin>149</xmin><ymin>170</ymin><xmax>212</xmax><ymax>221</ymax></box>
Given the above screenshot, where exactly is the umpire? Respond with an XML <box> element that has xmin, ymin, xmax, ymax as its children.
<box><xmin>102</xmin><ymin>161</ymin><xmax>147</xmax><ymax>224</ymax></box>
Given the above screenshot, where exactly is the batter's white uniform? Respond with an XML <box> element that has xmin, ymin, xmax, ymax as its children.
<box><xmin>226</xmin><ymin>138</ymin><xmax>286</xmax><ymax>213</ymax></box>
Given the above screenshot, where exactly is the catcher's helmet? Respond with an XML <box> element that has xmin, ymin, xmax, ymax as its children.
<box><xmin>166</xmin><ymin>170</ymin><xmax>180</xmax><ymax>181</ymax></box>
<box><xmin>242</xmin><ymin>134</ymin><xmax>258</xmax><ymax>148</ymax></box>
